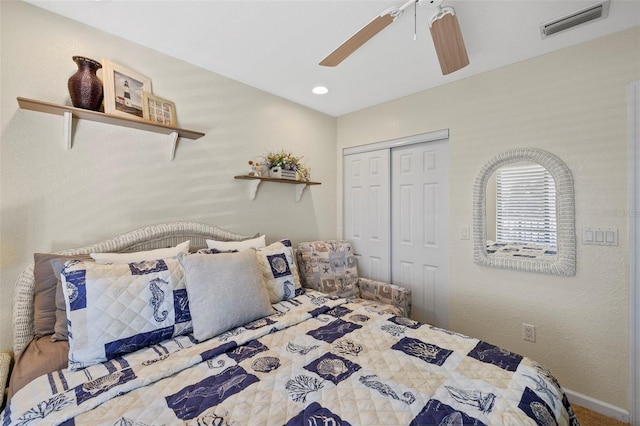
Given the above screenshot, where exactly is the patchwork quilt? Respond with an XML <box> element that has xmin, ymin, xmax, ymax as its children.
<box><xmin>2</xmin><ymin>291</ymin><xmax>578</xmax><ymax>426</ymax></box>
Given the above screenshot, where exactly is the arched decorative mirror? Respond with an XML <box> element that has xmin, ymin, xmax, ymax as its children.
<box><xmin>473</xmin><ymin>148</ymin><xmax>576</xmax><ymax>275</ymax></box>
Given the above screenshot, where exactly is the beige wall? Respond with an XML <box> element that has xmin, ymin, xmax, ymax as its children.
<box><xmin>0</xmin><ymin>1</ymin><xmax>337</xmax><ymax>352</ymax></box>
<box><xmin>337</xmin><ymin>27</ymin><xmax>639</xmax><ymax>410</ymax></box>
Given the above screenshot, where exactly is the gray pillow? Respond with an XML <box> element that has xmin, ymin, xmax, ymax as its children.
<box><xmin>179</xmin><ymin>250</ymin><xmax>275</xmax><ymax>342</ymax></box>
<box><xmin>33</xmin><ymin>253</ymin><xmax>63</xmax><ymax>338</ymax></box>
<box><xmin>32</xmin><ymin>253</ymin><xmax>91</xmax><ymax>339</ymax></box>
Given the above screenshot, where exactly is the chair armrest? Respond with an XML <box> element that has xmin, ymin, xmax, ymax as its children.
<box><xmin>0</xmin><ymin>352</ymin><xmax>12</xmax><ymax>410</ymax></box>
<box><xmin>357</xmin><ymin>278</ymin><xmax>412</xmax><ymax>318</ymax></box>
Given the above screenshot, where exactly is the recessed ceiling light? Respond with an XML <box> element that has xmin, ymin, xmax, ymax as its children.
<box><xmin>312</xmin><ymin>86</ymin><xmax>329</xmax><ymax>95</ymax></box>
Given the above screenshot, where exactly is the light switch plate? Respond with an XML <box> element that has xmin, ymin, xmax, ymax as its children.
<box><xmin>582</xmin><ymin>227</ymin><xmax>618</xmax><ymax>246</ymax></box>
<box><xmin>460</xmin><ymin>225</ymin><xmax>470</xmax><ymax>240</ymax></box>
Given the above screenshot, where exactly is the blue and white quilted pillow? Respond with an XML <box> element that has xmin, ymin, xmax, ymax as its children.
<box><xmin>255</xmin><ymin>240</ymin><xmax>301</xmax><ymax>303</ymax></box>
<box><xmin>61</xmin><ymin>258</ymin><xmax>191</xmax><ymax>370</ymax></box>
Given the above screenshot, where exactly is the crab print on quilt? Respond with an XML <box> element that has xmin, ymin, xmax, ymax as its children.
<box><xmin>2</xmin><ymin>290</ymin><xmax>578</xmax><ymax>426</ymax></box>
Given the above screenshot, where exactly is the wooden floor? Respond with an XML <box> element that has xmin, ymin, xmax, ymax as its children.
<box><xmin>573</xmin><ymin>405</ymin><xmax>629</xmax><ymax>426</ymax></box>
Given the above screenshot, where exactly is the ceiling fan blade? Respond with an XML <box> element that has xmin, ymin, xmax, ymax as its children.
<box><xmin>429</xmin><ymin>12</ymin><xmax>469</xmax><ymax>75</ymax></box>
<box><xmin>319</xmin><ymin>13</ymin><xmax>395</xmax><ymax>67</ymax></box>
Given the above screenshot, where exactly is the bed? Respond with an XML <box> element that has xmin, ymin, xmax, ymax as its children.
<box><xmin>1</xmin><ymin>222</ymin><xmax>578</xmax><ymax>425</ymax></box>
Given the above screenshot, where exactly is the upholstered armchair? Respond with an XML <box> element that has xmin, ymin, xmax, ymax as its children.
<box><xmin>296</xmin><ymin>240</ymin><xmax>412</xmax><ymax>318</ymax></box>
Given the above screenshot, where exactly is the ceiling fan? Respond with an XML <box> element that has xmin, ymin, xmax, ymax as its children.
<box><xmin>319</xmin><ymin>0</ymin><xmax>469</xmax><ymax>75</ymax></box>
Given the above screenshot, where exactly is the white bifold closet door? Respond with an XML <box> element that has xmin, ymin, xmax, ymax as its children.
<box><xmin>343</xmin><ymin>149</ymin><xmax>391</xmax><ymax>283</ymax></box>
<box><xmin>344</xmin><ymin>135</ymin><xmax>449</xmax><ymax>327</ymax></box>
<box><xmin>391</xmin><ymin>140</ymin><xmax>449</xmax><ymax>327</ymax></box>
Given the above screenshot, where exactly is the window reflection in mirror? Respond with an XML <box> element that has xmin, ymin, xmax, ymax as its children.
<box><xmin>485</xmin><ymin>161</ymin><xmax>558</xmax><ymax>261</ymax></box>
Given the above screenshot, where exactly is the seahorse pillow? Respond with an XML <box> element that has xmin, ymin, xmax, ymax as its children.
<box><xmin>255</xmin><ymin>240</ymin><xmax>301</xmax><ymax>303</ymax></box>
<box><xmin>61</xmin><ymin>258</ymin><xmax>191</xmax><ymax>370</ymax></box>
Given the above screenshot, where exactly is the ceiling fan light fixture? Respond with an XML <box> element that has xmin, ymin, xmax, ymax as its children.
<box><xmin>429</xmin><ymin>8</ymin><xmax>469</xmax><ymax>75</ymax></box>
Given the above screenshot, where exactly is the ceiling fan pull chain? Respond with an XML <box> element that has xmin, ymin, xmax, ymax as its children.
<box><xmin>414</xmin><ymin>0</ymin><xmax>418</xmax><ymax>40</ymax></box>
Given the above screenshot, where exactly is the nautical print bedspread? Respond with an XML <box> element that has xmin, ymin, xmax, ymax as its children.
<box><xmin>2</xmin><ymin>290</ymin><xmax>578</xmax><ymax>425</ymax></box>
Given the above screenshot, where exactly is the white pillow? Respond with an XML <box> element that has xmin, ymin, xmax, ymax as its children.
<box><xmin>255</xmin><ymin>240</ymin><xmax>301</xmax><ymax>303</ymax></box>
<box><xmin>205</xmin><ymin>235</ymin><xmax>266</xmax><ymax>251</ymax></box>
<box><xmin>90</xmin><ymin>240</ymin><xmax>190</xmax><ymax>264</ymax></box>
<box><xmin>179</xmin><ymin>250</ymin><xmax>275</xmax><ymax>342</ymax></box>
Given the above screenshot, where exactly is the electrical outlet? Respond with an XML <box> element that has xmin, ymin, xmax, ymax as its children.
<box><xmin>523</xmin><ymin>324</ymin><xmax>536</xmax><ymax>342</ymax></box>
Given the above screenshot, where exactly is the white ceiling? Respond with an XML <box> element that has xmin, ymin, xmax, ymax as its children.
<box><xmin>26</xmin><ymin>0</ymin><xmax>640</xmax><ymax>117</ymax></box>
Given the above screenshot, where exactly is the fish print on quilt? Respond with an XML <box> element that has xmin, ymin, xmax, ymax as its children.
<box><xmin>166</xmin><ymin>365</ymin><xmax>260</xmax><ymax>420</ymax></box>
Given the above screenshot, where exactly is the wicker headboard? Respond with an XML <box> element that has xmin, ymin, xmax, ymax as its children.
<box><xmin>12</xmin><ymin>222</ymin><xmax>250</xmax><ymax>357</ymax></box>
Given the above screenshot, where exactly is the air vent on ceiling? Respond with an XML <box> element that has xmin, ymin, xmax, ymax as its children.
<box><xmin>540</xmin><ymin>0</ymin><xmax>610</xmax><ymax>39</ymax></box>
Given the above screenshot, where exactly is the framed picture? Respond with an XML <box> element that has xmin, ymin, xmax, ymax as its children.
<box><xmin>102</xmin><ymin>60</ymin><xmax>151</xmax><ymax>119</ymax></box>
<box><xmin>142</xmin><ymin>92</ymin><xmax>177</xmax><ymax>127</ymax></box>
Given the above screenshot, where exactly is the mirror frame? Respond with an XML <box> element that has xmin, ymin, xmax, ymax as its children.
<box><xmin>473</xmin><ymin>148</ymin><xmax>576</xmax><ymax>275</ymax></box>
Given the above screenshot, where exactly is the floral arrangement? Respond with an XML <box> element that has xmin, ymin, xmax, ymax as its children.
<box><xmin>247</xmin><ymin>150</ymin><xmax>310</xmax><ymax>181</ymax></box>
<box><xmin>263</xmin><ymin>150</ymin><xmax>303</xmax><ymax>171</ymax></box>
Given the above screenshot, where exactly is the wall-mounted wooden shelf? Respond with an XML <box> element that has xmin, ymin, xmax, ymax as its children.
<box><xmin>17</xmin><ymin>97</ymin><xmax>205</xmax><ymax>161</ymax></box>
<box><xmin>234</xmin><ymin>175</ymin><xmax>321</xmax><ymax>202</ymax></box>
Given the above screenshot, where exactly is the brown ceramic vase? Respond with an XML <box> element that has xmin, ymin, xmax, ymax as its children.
<box><xmin>67</xmin><ymin>56</ymin><xmax>103</xmax><ymax>111</ymax></box>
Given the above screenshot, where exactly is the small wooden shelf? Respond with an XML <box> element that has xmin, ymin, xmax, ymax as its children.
<box><xmin>234</xmin><ymin>175</ymin><xmax>321</xmax><ymax>202</ymax></box>
<box><xmin>17</xmin><ymin>97</ymin><xmax>205</xmax><ymax>161</ymax></box>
